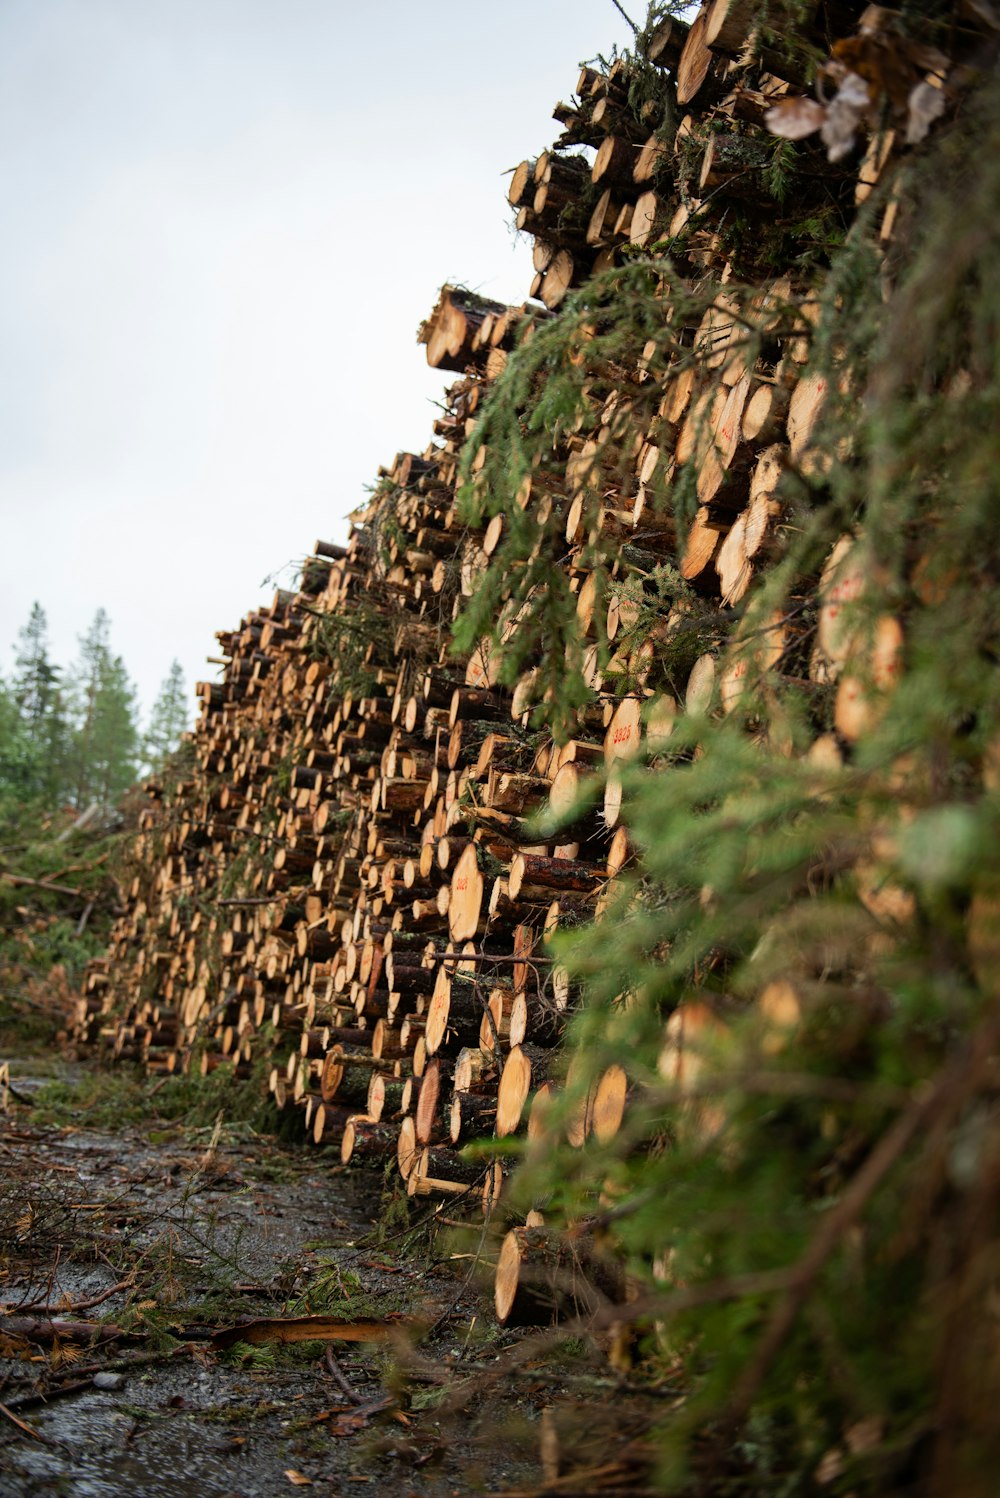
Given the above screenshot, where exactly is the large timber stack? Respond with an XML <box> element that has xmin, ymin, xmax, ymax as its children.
<box><xmin>77</xmin><ymin>0</ymin><xmax>987</xmax><ymax>1327</ymax></box>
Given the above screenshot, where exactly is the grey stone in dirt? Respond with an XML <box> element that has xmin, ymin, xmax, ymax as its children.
<box><xmin>92</xmin><ymin>1371</ymin><xmax>125</xmax><ymax>1390</ymax></box>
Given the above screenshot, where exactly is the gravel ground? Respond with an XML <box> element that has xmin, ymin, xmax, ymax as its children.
<box><xmin>0</xmin><ymin>1070</ymin><xmax>553</xmax><ymax>1498</ymax></box>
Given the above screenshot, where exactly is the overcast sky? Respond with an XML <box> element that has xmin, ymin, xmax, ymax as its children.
<box><xmin>0</xmin><ymin>0</ymin><xmax>635</xmax><ymax>724</ymax></box>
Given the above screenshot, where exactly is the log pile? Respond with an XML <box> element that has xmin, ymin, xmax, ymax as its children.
<box><xmin>76</xmin><ymin>406</ymin><xmax>612</xmax><ymax>1218</ymax></box>
<box><xmin>77</xmin><ymin>0</ymin><xmax>987</xmax><ymax>1334</ymax></box>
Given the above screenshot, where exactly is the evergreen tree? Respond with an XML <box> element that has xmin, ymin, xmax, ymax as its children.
<box><xmin>67</xmin><ymin>610</ymin><xmax>140</xmax><ymax>810</ymax></box>
<box><xmin>92</xmin><ymin>652</ymin><xmax>140</xmax><ymax>807</ymax></box>
<box><xmin>68</xmin><ymin>608</ymin><xmax>110</xmax><ymax>808</ymax></box>
<box><xmin>10</xmin><ymin>602</ymin><xmax>68</xmax><ymax>803</ymax></box>
<box><xmin>143</xmin><ymin>659</ymin><xmax>189</xmax><ymax>771</ymax></box>
<box><xmin>0</xmin><ymin>679</ymin><xmax>40</xmax><ymax>805</ymax></box>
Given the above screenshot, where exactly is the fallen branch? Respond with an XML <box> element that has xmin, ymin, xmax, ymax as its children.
<box><xmin>1</xmin><ymin>873</ymin><xmax>84</xmax><ymax>899</ymax></box>
<box><xmin>3</xmin><ymin>1080</ymin><xmax>36</xmax><ymax>1108</ymax></box>
<box><xmin>13</xmin><ymin>1278</ymin><xmax>133</xmax><ymax>1317</ymax></box>
<box><xmin>216</xmin><ymin>896</ymin><xmax>282</xmax><ymax>907</ymax></box>
<box><xmin>0</xmin><ymin>1399</ymin><xmax>53</xmax><ymax>1444</ymax></box>
<box><xmin>318</xmin><ymin>1394</ymin><xmax>394</xmax><ymax>1436</ymax></box>
<box><xmin>0</xmin><ymin>1343</ymin><xmax>199</xmax><ymax>1413</ymax></box>
<box><xmin>54</xmin><ymin>802</ymin><xmax>101</xmax><ymax>843</ymax></box>
<box><xmin>0</xmin><ymin>1379</ymin><xmax>94</xmax><ymax>1413</ymax></box>
<box><xmin>436</xmin><ymin>952</ymin><xmax>555</xmax><ymax>965</ymax></box>
<box><xmin>46</xmin><ymin>851</ymin><xmax>111</xmax><ymax>883</ymax></box>
<box><xmin>75</xmin><ymin>899</ymin><xmax>96</xmax><ymax>937</ymax></box>
<box><xmin>325</xmin><ymin>1343</ymin><xmax>365</xmax><ymax>1404</ymax></box>
<box><xmin>210</xmin><ymin>1313</ymin><xmax>413</xmax><ymax>1349</ymax></box>
<box><xmin>0</xmin><ymin>1315</ymin><xmax>123</xmax><ymax>1345</ymax></box>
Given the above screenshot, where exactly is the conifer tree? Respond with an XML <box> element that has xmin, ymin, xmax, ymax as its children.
<box><xmin>143</xmin><ymin>659</ymin><xmax>189</xmax><ymax>771</ymax></box>
<box><xmin>10</xmin><ymin>602</ymin><xmax>68</xmax><ymax>803</ymax></box>
<box><xmin>0</xmin><ymin>679</ymin><xmax>40</xmax><ymax>805</ymax></box>
<box><xmin>67</xmin><ymin>610</ymin><xmax>140</xmax><ymax>810</ymax></box>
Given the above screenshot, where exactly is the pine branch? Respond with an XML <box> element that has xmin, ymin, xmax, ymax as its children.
<box><xmin>609</xmin><ymin>0</ymin><xmax>639</xmax><ymax>33</ymax></box>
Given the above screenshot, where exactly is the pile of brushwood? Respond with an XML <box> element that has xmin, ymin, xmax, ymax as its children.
<box><xmin>0</xmin><ymin>800</ymin><xmax>127</xmax><ymax>1050</ymax></box>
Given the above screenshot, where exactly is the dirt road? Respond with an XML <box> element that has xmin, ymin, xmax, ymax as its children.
<box><xmin>0</xmin><ymin>1067</ymin><xmax>551</xmax><ymax>1497</ymax></box>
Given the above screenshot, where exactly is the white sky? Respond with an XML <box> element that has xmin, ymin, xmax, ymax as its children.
<box><xmin>0</xmin><ymin>0</ymin><xmax>635</xmax><ymax>724</ymax></box>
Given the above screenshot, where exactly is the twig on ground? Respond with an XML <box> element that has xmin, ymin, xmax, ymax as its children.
<box><xmin>0</xmin><ymin>1379</ymin><xmax>95</xmax><ymax>1413</ymax></box>
<box><xmin>4</xmin><ymin>1082</ymin><xmax>36</xmax><ymax>1108</ymax></box>
<box><xmin>325</xmin><ymin>1343</ymin><xmax>364</xmax><ymax>1404</ymax></box>
<box><xmin>0</xmin><ymin>1399</ymin><xmax>56</xmax><ymax>1444</ymax></box>
<box><xmin>2</xmin><ymin>1343</ymin><xmax>200</xmax><ymax>1412</ymax></box>
<box><xmin>14</xmin><ymin>1277</ymin><xmax>133</xmax><ymax>1316</ymax></box>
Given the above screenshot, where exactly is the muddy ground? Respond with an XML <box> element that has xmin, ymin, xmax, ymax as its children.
<box><xmin>0</xmin><ymin>1061</ymin><xmax>658</xmax><ymax>1497</ymax></box>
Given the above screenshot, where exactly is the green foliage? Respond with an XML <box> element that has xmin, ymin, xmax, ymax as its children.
<box><xmin>0</xmin><ymin>796</ymin><xmax>125</xmax><ymax>1043</ymax></box>
<box><xmin>364</xmin><ymin>476</ymin><xmax>408</xmax><ymax>570</ymax></box>
<box><xmin>452</xmin><ymin>260</ymin><xmax>799</xmax><ymax>738</ymax></box>
<box><xmin>763</xmin><ymin>137</ymin><xmax>798</xmax><ymax>206</ymax></box>
<box><xmin>31</xmin><ymin>1057</ymin><xmax>280</xmax><ymax>1135</ymax></box>
<box><xmin>31</xmin><ymin>1067</ymin><xmax>151</xmax><ymax>1128</ymax></box>
<box><xmin>143</xmin><ymin>658</ymin><xmax>190</xmax><ymax>772</ymax></box>
<box><xmin>149</xmin><ymin>1056</ymin><xmax>282</xmax><ymax>1134</ymax></box>
<box><xmin>67</xmin><ymin>608</ymin><xmax>141</xmax><ymax>811</ymax></box>
<box><xmin>1</xmin><ymin>601</ymin><xmax>185</xmax><ymax>818</ymax></box>
<box><xmin>2</xmin><ymin>603</ymin><xmax>70</xmax><ymax>805</ymax></box>
<box><xmin>0</xmin><ymin>679</ymin><xmax>45</xmax><ymax>806</ymax></box>
<box><xmin>221</xmin><ymin>1340</ymin><xmax>277</xmax><ymax>1369</ymax></box>
<box><xmin>454</xmin><ymin>45</ymin><xmax>1000</xmax><ymax>1497</ymax></box>
<box><xmin>307</xmin><ymin>593</ymin><xmax>395</xmax><ymax>698</ymax></box>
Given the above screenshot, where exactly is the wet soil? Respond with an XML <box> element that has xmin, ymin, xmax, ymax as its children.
<box><xmin>0</xmin><ymin>1063</ymin><xmax>555</xmax><ymax>1497</ymax></box>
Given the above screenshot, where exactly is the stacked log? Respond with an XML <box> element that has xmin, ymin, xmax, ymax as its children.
<box><xmin>76</xmin><ymin>367</ymin><xmax>608</xmax><ymax>1209</ymax></box>
<box><xmin>77</xmin><ymin>0</ymin><xmax>988</xmax><ymax>1333</ymax></box>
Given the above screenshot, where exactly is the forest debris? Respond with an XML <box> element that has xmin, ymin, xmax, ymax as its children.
<box><xmin>0</xmin><ymin>1399</ymin><xmax>53</xmax><ymax>1444</ymax></box>
<box><xmin>1</xmin><ymin>1343</ymin><xmax>198</xmax><ymax>1413</ymax></box>
<box><xmin>324</xmin><ymin>1342</ymin><xmax>364</xmax><ymax>1403</ymax></box>
<box><xmin>54</xmin><ymin>803</ymin><xmax>102</xmax><ymax>843</ymax></box>
<box><xmin>1</xmin><ymin>873</ymin><xmax>85</xmax><ymax>899</ymax></box>
<box><xmin>13</xmin><ymin>1277</ymin><xmax>133</xmax><ymax>1316</ymax></box>
<box><xmin>0</xmin><ymin>1315</ymin><xmax>123</xmax><ymax>1345</ymax></box>
<box><xmin>321</xmin><ymin>1396</ymin><xmax>394</xmax><ymax>1437</ymax></box>
<box><xmin>210</xmin><ymin>1314</ymin><xmax>408</xmax><ymax>1349</ymax></box>
<box><xmin>767</xmin><ymin>6</ymin><xmax>950</xmax><ymax>160</ymax></box>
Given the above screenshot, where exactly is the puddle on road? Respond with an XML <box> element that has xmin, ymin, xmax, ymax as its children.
<box><xmin>4</xmin><ymin>1369</ymin><xmax>388</xmax><ymax>1498</ymax></box>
